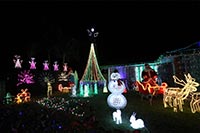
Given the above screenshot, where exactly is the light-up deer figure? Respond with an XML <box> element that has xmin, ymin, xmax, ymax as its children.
<box><xmin>13</xmin><ymin>55</ymin><xmax>23</xmax><ymax>68</ymax></box>
<box><xmin>29</xmin><ymin>57</ymin><xmax>36</xmax><ymax>69</ymax></box>
<box><xmin>112</xmin><ymin>109</ymin><xmax>122</xmax><ymax>124</ymax></box>
<box><xmin>163</xmin><ymin>73</ymin><xmax>199</xmax><ymax>112</ymax></box>
<box><xmin>53</xmin><ymin>61</ymin><xmax>59</xmax><ymax>71</ymax></box>
<box><xmin>130</xmin><ymin>112</ymin><xmax>145</xmax><ymax>129</ymax></box>
<box><xmin>43</xmin><ymin>60</ymin><xmax>49</xmax><ymax>71</ymax></box>
<box><xmin>190</xmin><ymin>92</ymin><xmax>200</xmax><ymax>113</ymax></box>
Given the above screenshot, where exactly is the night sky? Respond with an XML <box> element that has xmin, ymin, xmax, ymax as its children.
<box><xmin>1</xmin><ymin>1</ymin><xmax>200</xmax><ymax>74</ymax></box>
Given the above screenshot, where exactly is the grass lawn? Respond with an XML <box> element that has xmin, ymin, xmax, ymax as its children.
<box><xmin>1</xmin><ymin>90</ymin><xmax>200</xmax><ymax>132</ymax></box>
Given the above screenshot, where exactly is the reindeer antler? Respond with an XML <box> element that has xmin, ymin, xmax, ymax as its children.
<box><xmin>173</xmin><ymin>75</ymin><xmax>186</xmax><ymax>86</ymax></box>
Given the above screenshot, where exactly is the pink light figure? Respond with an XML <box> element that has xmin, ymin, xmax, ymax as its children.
<box><xmin>43</xmin><ymin>60</ymin><xmax>49</xmax><ymax>71</ymax></box>
<box><xmin>13</xmin><ymin>55</ymin><xmax>23</xmax><ymax>68</ymax></box>
<box><xmin>63</xmin><ymin>63</ymin><xmax>68</xmax><ymax>72</ymax></box>
<box><xmin>53</xmin><ymin>61</ymin><xmax>59</xmax><ymax>71</ymax></box>
<box><xmin>29</xmin><ymin>57</ymin><xmax>36</xmax><ymax>69</ymax></box>
<box><xmin>17</xmin><ymin>70</ymin><xmax>35</xmax><ymax>86</ymax></box>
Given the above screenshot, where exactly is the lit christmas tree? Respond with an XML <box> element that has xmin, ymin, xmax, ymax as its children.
<box><xmin>79</xmin><ymin>28</ymin><xmax>107</xmax><ymax>97</ymax></box>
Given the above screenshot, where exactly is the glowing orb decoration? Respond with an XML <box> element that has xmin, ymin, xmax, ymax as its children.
<box><xmin>108</xmin><ymin>80</ymin><xmax>125</xmax><ymax>94</ymax></box>
<box><xmin>17</xmin><ymin>70</ymin><xmax>35</xmax><ymax>86</ymax></box>
<box><xmin>29</xmin><ymin>57</ymin><xmax>36</xmax><ymax>69</ymax></box>
<box><xmin>107</xmin><ymin>94</ymin><xmax>127</xmax><ymax>109</ymax></box>
<box><xmin>13</xmin><ymin>55</ymin><xmax>23</xmax><ymax>68</ymax></box>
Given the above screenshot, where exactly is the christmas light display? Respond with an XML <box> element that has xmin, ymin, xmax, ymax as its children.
<box><xmin>79</xmin><ymin>43</ymin><xmax>107</xmax><ymax>97</ymax></box>
<box><xmin>130</xmin><ymin>112</ymin><xmax>145</xmax><ymax>129</ymax></box>
<box><xmin>163</xmin><ymin>73</ymin><xmax>199</xmax><ymax>112</ymax></box>
<box><xmin>36</xmin><ymin>97</ymin><xmax>90</xmax><ymax>118</ymax></box>
<box><xmin>53</xmin><ymin>61</ymin><xmax>59</xmax><ymax>71</ymax></box>
<box><xmin>63</xmin><ymin>63</ymin><xmax>68</xmax><ymax>72</ymax></box>
<box><xmin>107</xmin><ymin>70</ymin><xmax>127</xmax><ymax>124</ymax></box>
<box><xmin>29</xmin><ymin>57</ymin><xmax>36</xmax><ymax>69</ymax></box>
<box><xmin>15</xmin><ymin>88</ymin><xmax>31</xmax><ymax>104</ymax></box>
<box><xmin>38</xmin><ymin>71</ymin><xmax>55</xmax><ymax>87</ymax></box>
<box><xmin>17</xmin><ymin>70</ymin><xmax>35</xmax><ymax>86</ymax></box>
<box><xmin>190</xmin><ymin>92</ymin><xmax>200</xmax><ymax>113</ymax></box>
<box><xmin>43</xmin><ymin>60</ymin><xmax>49</xmax><ymax>71</ymax></box>
<box><xmin>112</xmin><ymin>109</ymin><xmax>122</xmax><ymax>124</ymax></box>
<box><xmin>47</xmin><ymin>82</ymin><xmax>53</xmax><ymax>98</ymax></box>
<box><xmin>13</xmin><ymin>55</ymin><xmax>23</xmax><ymax>68</ymax></box>
<box><xmin>58</xmin><ymin>72</ymin><xmax>68</xmax><ymax>81</ymax></box>
<box><xmin>4</xmin><ymin>92</ymin><xmax>14</xmax><ymax>104</ymax></box>
<box><xmin>107</xmin><ymin>71</ymin><xmax>127</xmax><ymax>109</ymax></box>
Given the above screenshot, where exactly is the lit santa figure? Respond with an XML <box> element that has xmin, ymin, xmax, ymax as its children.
<box><xmin>107</xmin><ymin>69</ymin><xmax>127</xmax><ymax>124</ymax></box>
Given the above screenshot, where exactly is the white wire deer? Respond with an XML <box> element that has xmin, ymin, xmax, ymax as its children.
<box><xmin>112</xmin><ymin>109</ymin><xmax>122</xmax><ymax>124</ymax></box>
<box><xmin>163</xmin><ymin>73</ymin><xmax>199</xmax><ymax>112</ymax></box>
<box><xmin>130</xmin><ymin>112</ymin><xmax>145</xmax><ymax>129</ymax></box>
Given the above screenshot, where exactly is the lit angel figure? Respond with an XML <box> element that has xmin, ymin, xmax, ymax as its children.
<box><xmin>29</xmin><ymin>57</ymin><xmax>36</xmax><ymax>69</ymax></box>
<box><xmin>13</xmin><ymin>55</ymin><xmax>23</xmax><ymax>68</ymax></box>
<box><xmin>43</xmin><ymin>60</ymin><xmax>49</xmax><ymax>70</ymax></box>
<box><xmin>130</xmin><ymin>112</ymin><xmax>145</xmax><ymax>129</ymax></box>
<box><xmin>17</xmin><ymin>70</ymin><xmax>35</xmax><ymax>86</ymax></box>
<box><xmin>53</xmin><ymin>61</ymin><xmax>59</xmax><ymax>71</ymax></box>
<box><xmin>63</xmin><ymin>63</ymin><xmax>68</xmax><ymax>72</ymax></box>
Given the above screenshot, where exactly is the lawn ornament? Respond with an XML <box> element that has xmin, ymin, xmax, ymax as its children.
<box><xmin>190</xmin><ymin>92</ymin><xmax>200</xmax><ymax>113</ymax></box>
<box><xmin>130</xmin><ymin>112</ymin><xmax>145</xmax><ymax>129</ymax></box>
<box><xmin>163</xmin><ymin>73</ymin><xmax>199</xmax><ymax>112</ymax></box>
<box><xmin>112</xmin><ymin>109</ymin><xmax>122</xmax><ymax>124</ymax></box>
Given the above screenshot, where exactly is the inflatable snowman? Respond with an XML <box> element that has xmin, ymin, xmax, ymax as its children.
<box><xmin>107</xmin><ymin>70</ymin><xmax>127</xmax><ymax>109</ymax></box>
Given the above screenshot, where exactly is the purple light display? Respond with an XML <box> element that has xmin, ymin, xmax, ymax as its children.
<box><xmin>17</xmin><ymin>70</ymin><xmax>35</xmax><ymax>86</ymax></box>
<box><xmin>13</xmin><ymin>55</ymin><xmax>23</xmax><ymax>68</ymax></box>
<box><xmin>53</xmin><ymin>61</ymin><xmax>59</xmax><ymax>71</ymax></box>
<box><xmin>43</xmin><ymin>60</ymin><xmax>49</xmax><ymax>71</ymax></box>
<box><xmin>29</xmin><ymin>57</ymin><xmax>36</xmax><ymax>69</ymax></box>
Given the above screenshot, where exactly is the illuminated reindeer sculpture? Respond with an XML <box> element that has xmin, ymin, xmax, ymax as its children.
<box><xmin>163</xmin><ymin>73</ymin><xmax>199</xmax><ymax>112</ymax></box>
<box><xmin>190</xmin><ymin>92</ymin><xmax>200</xmax><ymax>113</ymax></box>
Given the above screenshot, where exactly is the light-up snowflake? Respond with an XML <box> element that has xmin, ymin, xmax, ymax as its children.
<box><xmin>17</xmin><ymin>70</ymin><xmax>35</xmax><ymax>86</ymax></box>
<box><xmin>38</xmin><ymin>71</ymin><xmax>55</xmax><ymax>87</ymax></box>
